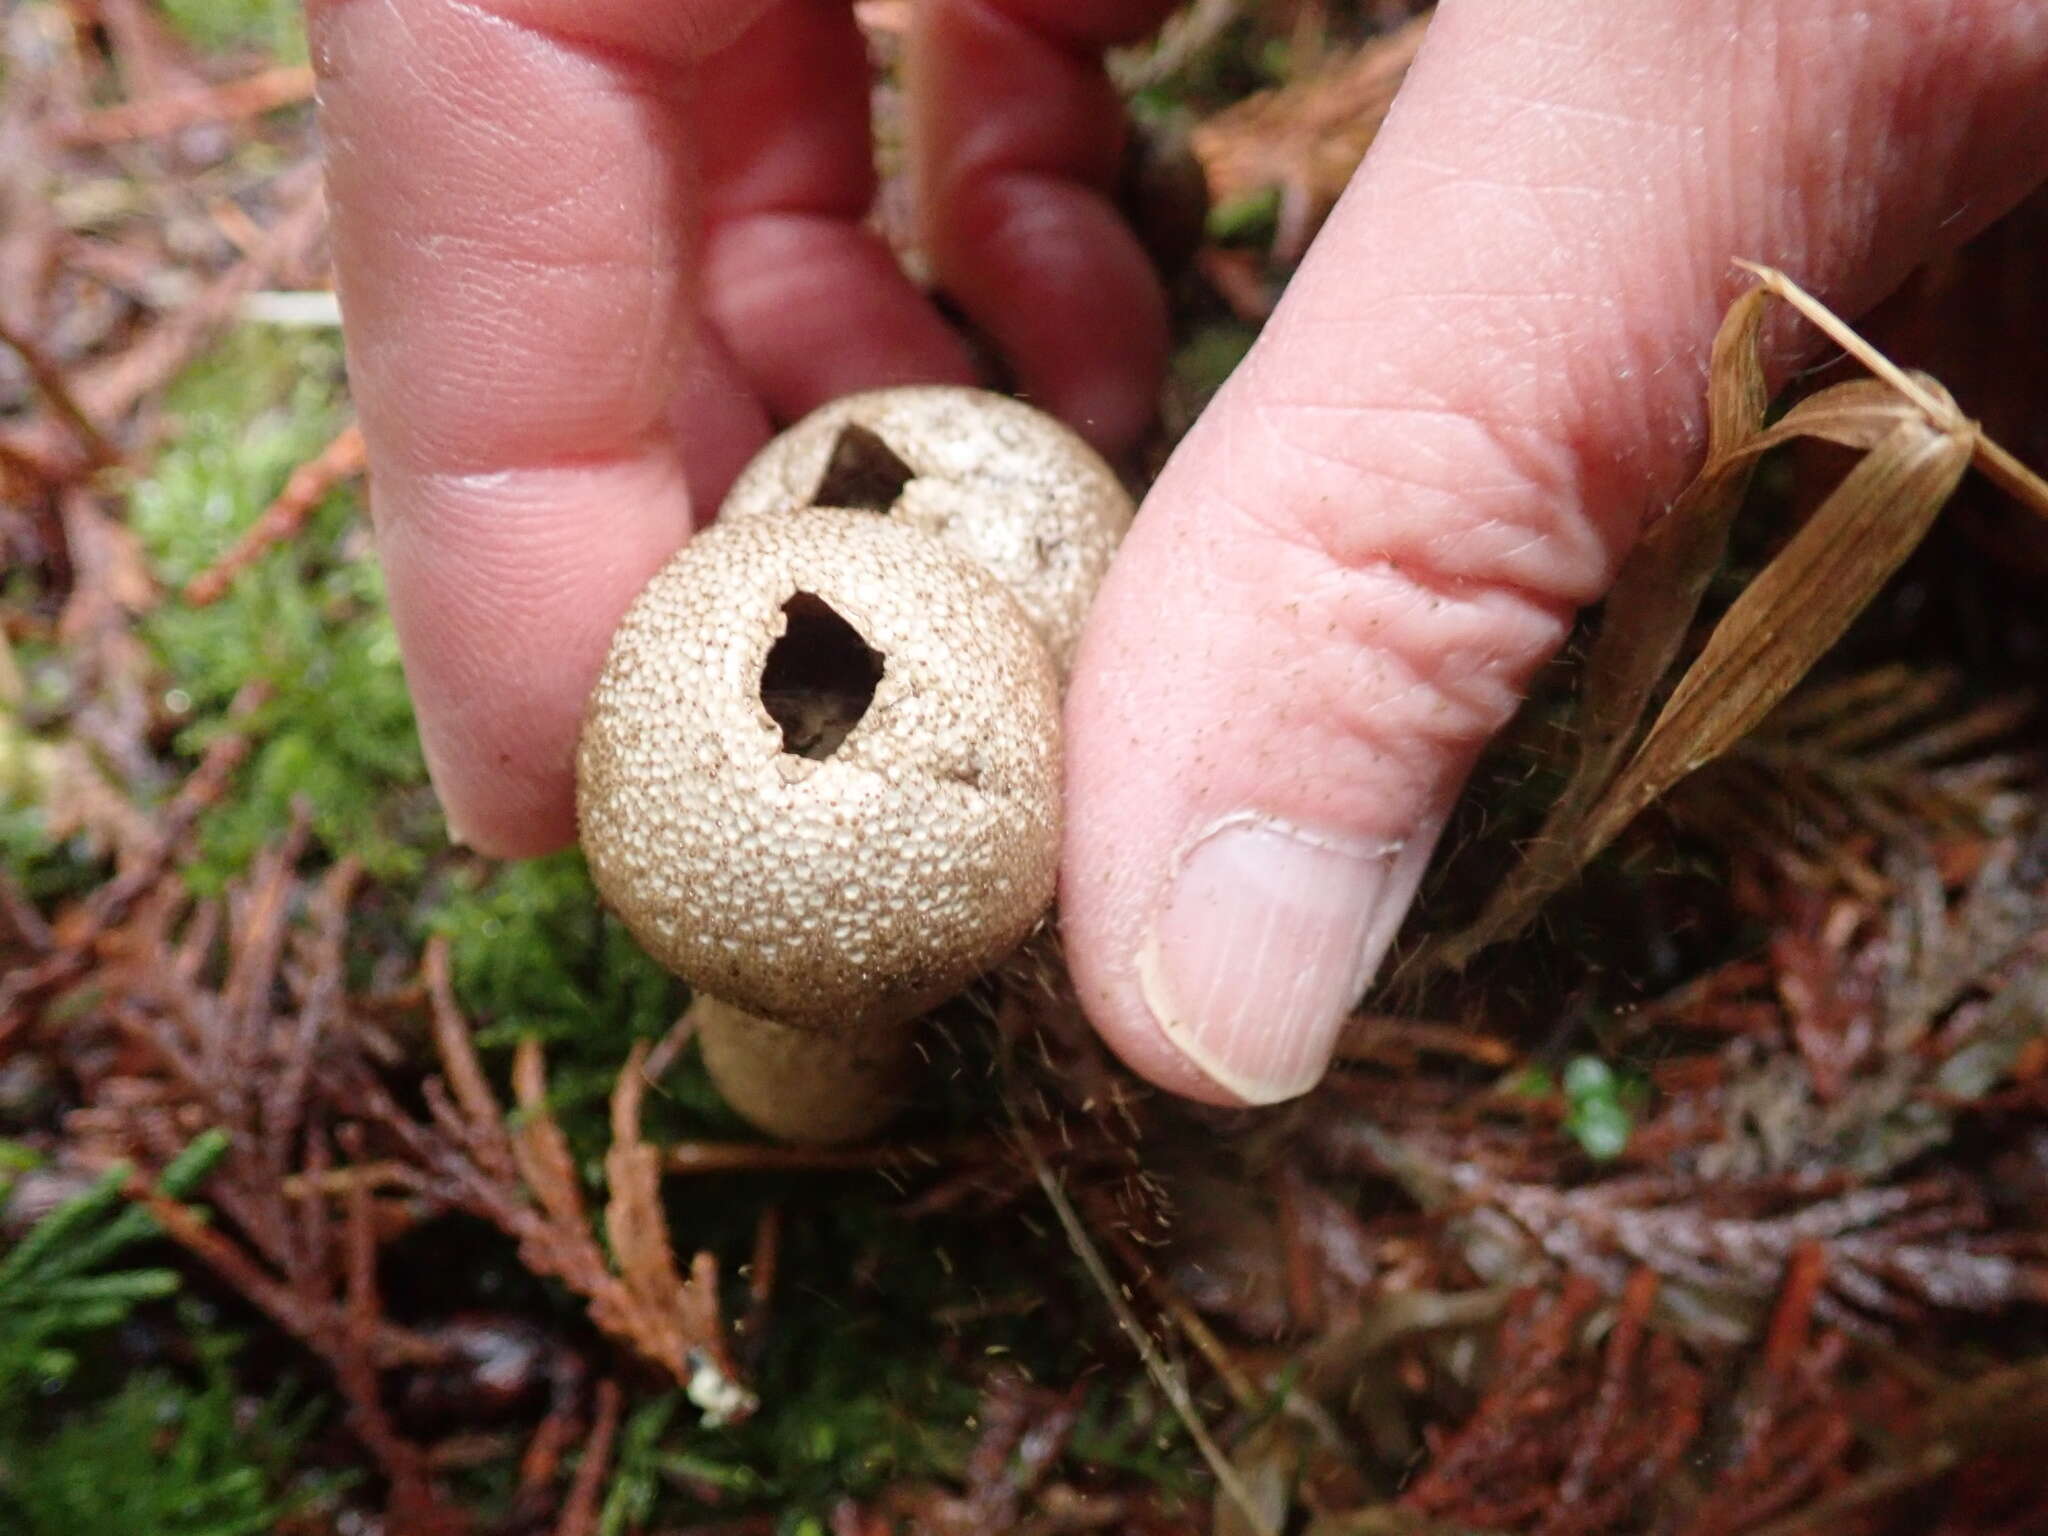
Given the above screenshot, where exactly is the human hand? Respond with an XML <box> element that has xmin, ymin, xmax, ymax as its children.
<box><xmin>316</xmin><ymin>0</ymin><xmax>2048</xmax><ymax>1105</ymax></box>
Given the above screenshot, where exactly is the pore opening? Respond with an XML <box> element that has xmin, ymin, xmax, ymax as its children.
<box><xmin>759</xmin><ymin>592</ymin><xmax>886</xmax><ymax>760</ymax></box>
<box><xmin>812</xmin><ymin>422</ymin><xmax>916</xmax><ymax>510</ymax></box>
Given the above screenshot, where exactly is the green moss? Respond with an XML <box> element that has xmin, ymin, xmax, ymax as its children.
<box><xmin>423</xmin><ymin>853</ymin><xmax>723</xmax><ymax>1150</ymax></box>
<box><xmin>0</xmin><ymin>1132</ymin><xmax>228</xmax><ymax>1398</ymax></box>
<box><xmin>1</xmin><ymin>634</ymin><xmax>106</xmax><ymax>906</ymax></box>
<box><xmin>1561</xmin><ymin>1056</ymin><xmax>1648</xmax><ymax>1163</ymax></box>
<box><xmin>131</xmin><ymin>328</ymin><xmax>430</xmax><ymax>890</ymax></box>
<box><xmin>429</xmin><ymin>854</ymin><xmax>673</xmax><ymax>1042</ymax></box>
<box><xmin>1170</xmin><ymin>321</ymin><xmax>1259</xmax><ymax>416</ymax></box>
<box><xmin>1206</xmin><ymin>185</ymin><xmax>1281</xmax><ymax>245</ymax></box>
<box><xmin>160</xmin><ymin>0</ymin><xmax>306</xmax><ymax>62</ymax></box>
<box><xmin>0</xmin><ymin>1349</ymin><xmax>324</xmax><ymax>1535</ymax></box>
<box><xmin>0</xmin><ymin>1128</ymin><xmax>326</xmax><ymax>1529</ymax></box>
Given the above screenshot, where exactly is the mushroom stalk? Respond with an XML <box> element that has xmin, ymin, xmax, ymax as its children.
<box><xmin>691</xmin><ymin>997</ymin><xmax>915</xmax><ymax>1145</ymax></box>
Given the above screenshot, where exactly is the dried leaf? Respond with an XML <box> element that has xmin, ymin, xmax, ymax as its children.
<box><xmin>1746</xmin><ymin>374</ymin><xmax>1944</xmax><ymax>454</ymax></box>
<box><xmin>1736</xmin><ymin>260</ymin><xmax>2048</xmax><ymax>520</ymax></box>
<box><xmin>1429</xmin><ymin>264</ymin><xmax>2035</xmax><ymax>967</ymax></box>
<box><xmin>1578</xmin><ymin>414</ymin><xmax>1973</xmax><ymax>860</ymax></box>
<box><xmin>1188</xmin><ymin>12</ymin><xmax>1430</xmax><ymax>261</ymax></box>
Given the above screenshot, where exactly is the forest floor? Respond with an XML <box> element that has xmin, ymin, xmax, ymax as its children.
<box><xmin>4</xmin><ymin>3</ymin><xmax>2048</xmax><ymax>1533</ymax></box>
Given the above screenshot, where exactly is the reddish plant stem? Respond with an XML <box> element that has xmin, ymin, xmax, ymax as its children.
<box><xmin>183</xmin><ymin>421</ymin><xmax>365</xmax><ymax>605</ymax></box>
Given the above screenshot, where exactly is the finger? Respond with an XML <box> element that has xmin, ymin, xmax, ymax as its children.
<box><xmin>316</xmin><ymin>0</ymin><xmax>773</xmax><ymax>856</ymax></box>
<box><xmin>1063</xmin><ymin>0</ymin><xmax>2048</xmax><ymax>1104</ymax></box>
<box><xmin>671</xmin><ymin>321</ymin><xmax>776</xmax><ymax>521</ymax></box>
<box><xmin>698</xmin><ymin>0</ymin><xmax>976</xmax><ymax>422</ymax></box>
<box><xmin>910</xmin><ymin>0</ymin><xmax>1177</xmax><ymax>453</ymax></box>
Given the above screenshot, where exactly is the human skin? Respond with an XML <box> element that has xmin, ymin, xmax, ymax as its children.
<box><xmin>312</xmin><ymin>0</ymin><xmax>2048</xmax><ymax>1105</ymax></box>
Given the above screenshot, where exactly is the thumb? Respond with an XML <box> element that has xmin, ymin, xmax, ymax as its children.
<box><xmin>1061</xmin><ymin>0</ymin><xmax>2048</xmax><ymax>1105</ymax></box>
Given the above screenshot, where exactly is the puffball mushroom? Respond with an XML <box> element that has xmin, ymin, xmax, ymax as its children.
<box><xmin>720</xmin><ymin>385</ymin><xmax>1134</xmax><ymax>672</ymax></box>
<box><xmin>577</xmin><ymin>506</ymin><xmax>1064</xmax><ymax>1141</ymax></box>
<box><xmin>578</xmin><ymin>387</ymin><xmax>1133</xmax><ymax>1142</ymax></box>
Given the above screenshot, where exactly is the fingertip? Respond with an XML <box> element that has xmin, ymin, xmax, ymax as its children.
<box><xmin>912</xmin><ymin>0</ymin><xmax>1172</xmax><ymax>456</ymax></box>
<box><xmin>432</xmin><ymin>750</ymin><xmax>578</xmax><ymax>861</ymax></box>
<box><xmin>377</xmin><ymin>455</ymin><xmax>698</xmax><ymax>866</ymax></box>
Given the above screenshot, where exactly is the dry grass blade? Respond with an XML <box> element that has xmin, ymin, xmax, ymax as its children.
<box><xmin>1012</xmin><ymin>1112</ymin><xmax>1278</xmax><ymax>1536</ymax></box>
<box><xmin>1430</xmin><ymin>284</ymin><xmax>1772</xmax><ymax>969</ymax></box>
<box><xmin>1576</xmin><ymin>413</ymin><xmax>1973</xmax><ymax>861</ymax></box>
<box><xmin>1429</xmin><ymin>264</ymin><xmax>2043</xmax><ymax>967</ymax></box>
<box><xmin>1736</xmin><ymin>260</ymin><xmax>2048</xmax><ymax>519</ymax></box>
<box><xmin>1744</xmin><ymin>375</ymin><xmax>1942</xmax><ymax>455</ymax></box>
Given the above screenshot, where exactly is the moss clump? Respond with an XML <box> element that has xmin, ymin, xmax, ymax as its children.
<box><xmin>423</xmin><ymin>852</ymin><xmax>723</xmax><ymax>1151</ymax></box>
<box><xmin>131</xmin><ymin>328</ymin><xmax>430</xmax><ymax>889</ymax></box>
<box><xmin>0</xmin><ymin>1133</ymin><xmax>324</xmax><ymax>1533</ymax></box>
<box><xmin>160</xmin><ymin>0</ymin><xmax>306</xmax><ymax>62</ymax></box>
<box><xmin>0</xmin><ymin>1354</ymin><xmax>325</xmax><ymax>1536</ymax></box>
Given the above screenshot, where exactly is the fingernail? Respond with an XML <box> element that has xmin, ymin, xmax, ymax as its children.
<box><xmin>1137</xmin><ymin>813</ymin><xmax>1404</xmax><ymax>1104</ymax></box>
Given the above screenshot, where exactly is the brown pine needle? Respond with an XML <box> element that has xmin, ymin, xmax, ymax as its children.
<box><xmin>53</xmin><ymin>63</ymin><xmax>316</xmax><ymax>146</ymax></box>
<box><xmin>553</xmin><ymin>1380</ymin><xmax>622</xmax><ymax>1536</ymax></box>
<box><xmin>183</xmin><ymin>420</ymin><xmax>366</xmax><ymax>606</ymax></box>
<box><xmin>0</xmin><ymin>314</ymin><xmax>117</xmax><ymax>468</ymax></box>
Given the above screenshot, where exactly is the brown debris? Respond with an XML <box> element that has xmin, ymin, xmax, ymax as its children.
<box><xmin>1190</xmin><ymin>11</ymin><xmax>1429</xmax><ymax>263</ymax></box>
<box><xmin>0</xmin><ymin>681</ymin><xmax>262</xmax><ymax>1056</ymax></box>
<box><xmin>1428</xmin><ymin>273</ymin><xmax>2048</xmax><ymax>973</ymax></box>
<box><xmin>1397</xmin><ymin>1270</ymin><xmax>1704</xmax><ymax>1534</ymax></box>
<box><xmin>0</xmin><ymin>310</ymin><xmax>117</xmax><ymax>467</ymax></box>
<box><xmin>343</xmin><ymin>941</ymin><xmax>754</xmax><ymax>1419</ymax></box>
<box><xmin>67</xmin><ymin>835</ymin><xmax>455</xmax><ymax>1520</ymax></box>
<box><xmin>51</xmin><ymin>62</ymin><xmax>316</xmax><ymax>146</ymax></box>
<box><xmin>552</xmin><ymin>1378</ymin><xmax>622</xmax><ymax>1536</ymax></box>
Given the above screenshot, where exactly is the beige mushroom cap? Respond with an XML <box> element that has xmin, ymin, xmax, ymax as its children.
<box><xmin>720</xmin><ymin>385</ymin><xmax>1133</xmax><ymax>672</ymax></box>
<box><xmin>576</xmin><ymin>507</ymin><xmax>1062</xmax><ymax>1030</ymax></box>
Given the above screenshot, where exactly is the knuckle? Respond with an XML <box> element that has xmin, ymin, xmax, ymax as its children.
<box><xmin>1206</xmin><ymin>390</ymin><xmax>1595</xmax><ymax>764</ymax></box>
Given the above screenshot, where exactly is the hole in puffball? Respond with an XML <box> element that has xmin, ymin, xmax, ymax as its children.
<box><xmin>812</xmin><ymin>423</ymin><xmax>916</xmax><ymax>510</ymax></box>
<box><xmin>759</xmin><ymin>592</ymin><xmax>885</xmax><ymax>761</ymax></box>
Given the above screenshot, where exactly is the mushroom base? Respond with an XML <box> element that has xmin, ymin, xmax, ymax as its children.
<box><xmin>694</xmin><ymin>995</ymin><xmax>915</xmax><ymax>1144</ymax></box>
